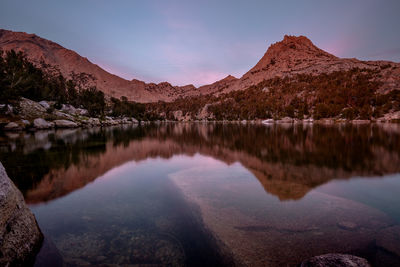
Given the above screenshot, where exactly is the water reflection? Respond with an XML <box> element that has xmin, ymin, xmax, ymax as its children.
<box><xmin>1</xmin><ymin>123</ymin><xmax>400</xmax><ymax>266</ymax></box>
<box><xmin>1</xmin><ymin>123</ymin><xmax>400</xmax><ymax>203</ymax></box>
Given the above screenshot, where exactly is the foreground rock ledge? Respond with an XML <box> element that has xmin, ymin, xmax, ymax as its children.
<box><xmin>300</xmin><ymin>253</ymin><xmax>370</xmax><ymax>267</ymax></box>
<box><xmin>0</xmin><ymin>162</ymin><xmax>43</xmax><ymax>267</ymax></box>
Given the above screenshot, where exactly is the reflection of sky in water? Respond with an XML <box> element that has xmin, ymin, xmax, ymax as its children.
<box><xmin>317</xmin><ymin>174</ymin><xmax>400</xmax><ymax>222</ymax></box>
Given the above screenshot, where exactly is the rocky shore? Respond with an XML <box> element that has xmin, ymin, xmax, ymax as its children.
<box><xmin>1</xmin><ymin>98</ymin><xmax>139</xmax><ymax>131</ymax></box>
<box><xmin>0</xmin><ymin>162</ymin><xmax>43</xmax><ymax>266</ymax></box>
<box><xmin>2</xmin><ymin>98</ymin><xmax>400</xmax><ymax>132</ymax></box>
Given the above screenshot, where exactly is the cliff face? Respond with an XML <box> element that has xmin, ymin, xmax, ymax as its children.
<box><xmin>0</xmin><ymin>162</ymin><xmax>43</xmax><ymax>266</ymax></box>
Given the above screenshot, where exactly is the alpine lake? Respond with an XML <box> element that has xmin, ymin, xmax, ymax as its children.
<box><xmin>1</xmin><ymin>122</ymin><xmax>400</xmax><ymax>267</ymax></box>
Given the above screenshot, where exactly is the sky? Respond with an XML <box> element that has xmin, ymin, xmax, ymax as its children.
<box><xmin>1</xmin><ymin>0</ymin><xmax>399</xmax><ymax>86</ymax></box>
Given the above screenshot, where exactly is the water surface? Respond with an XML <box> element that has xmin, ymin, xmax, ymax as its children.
<box><xmin>1</xmin><ymin>123</ymin><xmax>400</xmax><ymax>266</ymax></box>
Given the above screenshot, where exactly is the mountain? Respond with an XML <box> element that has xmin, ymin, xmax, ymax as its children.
<box><xmin>0</xmin><ymin>29</ymin><xmax>197</xmax><ymax>102</ymax></box>
<box><xmin>1</xmin><ymin>29</ymin><xmax>399</xmax><ymax>104</ymax></box>
<box><xmin>211</xmin><ymin>35</ymin><xmax>400</xmax><ymax>95</ymax></box>
<box><xmin>198</xmin><ymin>74</ymin><xmax>238</xmax><ymax>95</ymax></box>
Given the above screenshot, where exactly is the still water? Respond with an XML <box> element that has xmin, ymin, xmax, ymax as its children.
<box><xmin>1</xmin><ymin>123</ymin><xmax>400</xmax><ymax>266</ymax></box>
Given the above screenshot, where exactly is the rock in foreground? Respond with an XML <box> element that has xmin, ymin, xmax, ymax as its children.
<box><xmin>0</xmin><ymin>162</ymin><xmax>43</xmax><ymax>266</ymax></box>
<box><xmin>300</xmin><ymin>253</ymin><xmax>370</xmax><ymax>267</ymax></box>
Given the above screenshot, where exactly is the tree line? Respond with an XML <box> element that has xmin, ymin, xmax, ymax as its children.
<box><xmin>0</xmin><ymin>50</ymin><xmax>149</xmax><ymax>119</ymax></box>
<box><xmin>147</xmin><ymin>68</ymin><xmax>400</xmax><ymax>120</ymax></box>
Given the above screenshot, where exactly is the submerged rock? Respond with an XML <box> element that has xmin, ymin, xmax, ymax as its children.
<box><xmin>0</xmin><ymin>162</ymin><xmax>43</xmax><ymax>266</ymax></box>
<box><xmin>300</xmin><ymin>253</ymin><xmax>370</xmax><ymax>267</ymax></box>
<box><xmin>337</xmin><ymin>221</ymin><xmax>358</xmax><ymax>231</ymax></box>
<box><xmin>376</xmin><ymin>225</ymin><xmax>400</xmax><ymax>257</ymax></box>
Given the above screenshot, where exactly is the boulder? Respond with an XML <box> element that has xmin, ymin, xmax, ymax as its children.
<box><xmin>54</xmin><ymin>120</ymin><xmax>78</xmax><ymax>128</ymax></box>
<box><xmin>382</xmin><ymin>111</ymin><xmax>400</xmax><ymax>122</ymax></box>
<box><xmin>103</xmin><ymin>117</ymin><xmax>118</xmax><ymax>126</ymax></box>
<box><xmin>53</xmin><ymin>110</ymin><xmax>75</xmax><ymax>120</ymax></box>
<box><xmin>21</xmin><ymin>120</ymin><xmax>30</xmax><ymax>126</ymax></box>
<box><xmin>300</xmin><ymin>254</ymin><xmax>370</xmax><ymax>267</ymax></box>
<box><xmin>277</xmin><ymin>117</ymin><xmax>294</xmax><ymax>123</ymax></box>
<box><xmin>4</xmin><ymin>122</ymin><xmax>22</xmax><ymax>131</ymax></box>
<box><xmin>262</xmin><ymin>119</ymin><xmax>274</xmax><ymax>124</ymax></box>
<box><xmin>19</xmin><ymin>98</ymin><xmax>47</xmax><ymax>119</ymax></box>
<box><xmin>351</xmin><ymin>120</ymin><xmax>371</xmax><ymax>124</ymax></box>
<box><xmin>60</xmin><ymin>104</ymin><xmax>77</xmax><ymax>115</ymax></box>
<box><xmin>0</xmin><ymin>162</ymin><xmax>43</xmax><ymax>266</ymax></box>
<box><xmin>33</xmin><ymin>118</ymin><xmax>54</xmax><ymax>129</ymax></box>
<box><xmin>76</xmin><ymin>108</ymin><xmax>89</xmax><ymax>116</ymax></box>
<box><xmin>0</xmin><ymin>104</ymin><xmax>14</xmax><ymax>115</ymax></box>
<box><xmin>131</xmin><ymin>118</ymin><xmax>139</xmax><ymax>124</ymax></box>
<box><xmin>38</xmin><ymin>101</ymin><xmax>50</xmax><ymax>109</ymax></box>
<box><xmin>173</xmin><ymin>110</ymin><xmax>183</xmax><ymax>121</ymax></box>
<box><xmin>87</xmin><ymin>118</ymin><xmax>101</xmax><ymax>126</ymax></box>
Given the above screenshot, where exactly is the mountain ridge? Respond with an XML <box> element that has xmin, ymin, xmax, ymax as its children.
<box><xmin>0</xmin><ymin>29</ymin><xmax>198</xmax><ymax>102</ymax></box>
<box><xmin>1</xmin><ymin>29</ymin><xmax>399</xmax><ymax>103</ymax></box>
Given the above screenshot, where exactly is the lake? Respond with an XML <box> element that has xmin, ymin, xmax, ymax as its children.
<box><xmin>1</xmin><ymin>123</ymin><xmax>400</xmax><ymax>266</ymax></box>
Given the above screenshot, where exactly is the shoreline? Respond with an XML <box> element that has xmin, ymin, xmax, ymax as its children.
<box><xmin>2</xmin><ymin>117</ymin><xmax>400</xmax><ymax>132</ymax></box>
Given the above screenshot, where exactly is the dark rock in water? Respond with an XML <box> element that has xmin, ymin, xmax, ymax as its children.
<box><xmin>0</xmin><ymin>162</ymin><xmax>43</xmax><ymax>267</ymax></box>
<box><xmin>300</xmin><ymin>253</ymin><xmax>370</xmax><ymax>267</ymax></box>
<box><xmin>33</xmin><ymin>236</ymin><xmax>63</xmax><ymax>267</ymax></box>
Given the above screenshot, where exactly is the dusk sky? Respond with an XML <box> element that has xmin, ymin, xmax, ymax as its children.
<box><xmin>1</xmin><ymin>0</ymin><xmax>399</xmax><ymax>86</ymax></box>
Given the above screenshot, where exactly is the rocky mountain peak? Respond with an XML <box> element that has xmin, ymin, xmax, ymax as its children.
<box><xmin>222</xmin><ymin>75</ymin><xmax>238</xmax><ymax>81</ymax></box>
<box><xmin>250</xmin><ymin>35</ymin><xmax>336</xmax><ymax>73</ymax></box>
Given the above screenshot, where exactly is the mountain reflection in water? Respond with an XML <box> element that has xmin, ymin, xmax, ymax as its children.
<box><xmin>1</xmin><ymin>123</ymin><xmax>400</xmax><ymax>204</ymax></box>
<box><xmin>1</xmin><ymin>123</ymin><xmax>400</xmax><ymax>266</ymax></box>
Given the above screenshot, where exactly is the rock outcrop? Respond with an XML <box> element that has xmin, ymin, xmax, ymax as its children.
<box><xmin>0</xmin><ymin>162</ymin><xmax>43</xmax><ymax>266</ymax></box>
<box><xmin>300</xmin><ymin>253</ymin><xmax>370</xmax><ymax>267</ymax></box>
